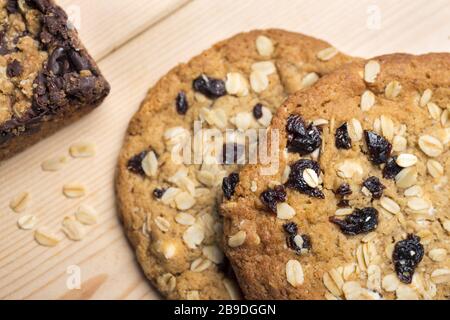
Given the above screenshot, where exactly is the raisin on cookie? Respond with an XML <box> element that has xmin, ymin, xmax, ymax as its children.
<box><xmin>0</xmin><ymin>0</ymin><xmax>110</xmax><ymax>161</ymax></box>
<box><xmin>221</xmin><ymin>53</ymin><xmax>450</xmax><ymax>300</ymax></box>
<box><xmin>116</xmin><ymin>29</ymin><xmax>357</xmax><ymax>300</ymax></box>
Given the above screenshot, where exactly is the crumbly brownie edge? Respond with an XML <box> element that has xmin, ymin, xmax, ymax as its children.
<box><xmin>0</xmin><ymin>99</ymin><xmax>101</xmax><ymax>160</ymax></box>
<box><xmin>0</xmin><ymin>0</ymin><xmax>110</xmax><ymax>161</ymax></box>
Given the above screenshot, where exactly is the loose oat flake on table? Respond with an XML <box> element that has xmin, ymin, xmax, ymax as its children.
<box><xmin>221</xmin><ymin>53</ymin><xmax>450</xmax><ymax>300</ymax></box>
<box><xmin>116</xmin><ymin>29</ymin><xmax>358</xmax><ymax>300</ymax></box>
<box><xmin>9</xmin><ymin>191</ymin><xmax>30</xmax><ymax>213</ymax></box>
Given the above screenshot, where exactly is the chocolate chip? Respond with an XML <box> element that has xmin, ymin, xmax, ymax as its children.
<box><xmin>335</xmin><ymin>123</ymin><xmax>352</xmax><ymax>149</ymax></box>
<box><xmin>0</xmin><ymin>131</ymin><xmax>11</xmax><ymax>145</ymax></box>
<box><xmin>335</xmin><ymin>183</ymin><xmax>351</xmax><ymax>208</ymax></box>
<box><xmin>222</xmin><ymin>172</ymin><xmax>240</xmax><ymax>200</ymax></box>
<box><xmin>65</xmin><ymin>74</ymin><xmax>98</xmax><ymax>100</ymax></box>
<box><xmin>68</xmin><ymin>49</ymin><xmax>90</xmax><ymax>71</ymax></box>
<box><xmin>193</xmin><ymin>74</ymin><xmax>226</xmax><ymax>99</ymax></box>
<box><xmin>48</xmin><ymin>47</ymin><xmax>67</xmax><ymax>75</ymax></box>
<box><xmin>260</xmin><ymin>185</ymin><xmax>287</xmax><ymax>213</ymax></box>
<box><xmin>335</xmin><ymin>183</ymin><xmax>352</xmax><ymax>196</ymax></box>
<box><xmin>6</xmin><ymin>0</ymin><xmax>19</xmax><ymax>13</ymax></box>
<box><xmin>153</xmin><ymin>188</ymin><xmax>166</xmax><ymax>199</ymax></box>
<box><xmin>252</xmin><ymin>103</ymin><xmax>263</xmax><ymax>119</ymax></box>
<box><xmin>175</xmin><ymin>91</ymin><xmax>189</xmax><ymax>115</ymax></box>
<box><xmin>364</xmin><ymin>131</ymin><xmax>392</xmax><ymax>165</ymax></box>
<box><xmin>6</xmin><ymin>59</ymin><xmax>22</xmax><ymax>78</ymax></box>
<box><xmin>363</xmin><ymin>176</ymin><xmax>385</xmax><ymax>199</ymax></box>
<box><xmin>31</xmin><ymin>73</ymin><xmax>49</xmax><ymax>114</ymax></box>
<box><xmin>383</xmin><ymin>156</ymin><xmax>403</xmax><ymax>179</ymax></box>
<box><xmin>285</xmin><ymin>159</ymin><xmax>324</xmax><ymax>199</ymax></box>
<box><xmin>127</xmin><ymin>150</ymin><xmax>148</xmax><ymax>176</ymax></box>
<box><xmin>392</xmin><ymin>234</ymin><xmax>424</xmax><ymax>284</ymax></box>
<box><xmin>330</xmin><ymin>207</ymin><xmax>379</xmax><ymax>236</ymax></box>
<box><xmin>25</xmin><ymin>0</ymin><xmax>47</xmax><ymax>12</ymax></box>
<box><xmin>286</xmin><ymin>114</ymin><xmax>322</xmax><ymax>156</ymax></box>
<box><xmin>222</xmin><ymin>143</ymin><xmax>245</xmax><ymax>164</ymax></box>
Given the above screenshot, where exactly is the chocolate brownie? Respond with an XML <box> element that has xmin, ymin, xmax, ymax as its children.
<box><xmin>221</xmin><ymin>53</ymin><xmax>450</xmax><ymax>300</ymax></box>
<box><xmin>0</xmin><ymin>0</ymin><xmax>110</xmax><ymax>161</ymax></box>
<box><xmin>116</xmin><ymin>29</ymin><xmax>358</xmax><ymax>299</ymax></box>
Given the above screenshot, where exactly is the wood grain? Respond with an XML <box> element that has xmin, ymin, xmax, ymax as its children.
<box><xmin>0</xmin><ymin>0</ymin><xmax>449</xmax><ymax>300</ymax></box>
<box><xmin>56</xmin><ymin>0</ymin><xmax>190</xmax><ymax>60</ymax></box>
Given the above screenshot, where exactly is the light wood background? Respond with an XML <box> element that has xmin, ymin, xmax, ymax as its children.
<box><xmin>0</xmin><ymin>0</ymin><xmax>448</xmax><ymax>300</ymax></box>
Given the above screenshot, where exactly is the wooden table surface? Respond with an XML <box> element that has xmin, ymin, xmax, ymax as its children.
<box><xmin>0</xmin><ymin>0</ymin><xmax>448</xmax><ymax>300</ymax></box>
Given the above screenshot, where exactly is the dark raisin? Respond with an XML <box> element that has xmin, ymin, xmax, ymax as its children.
<box><xmin>286</xmin><ymin>114</ymin><xmax>322</xmax><ymax>155</ymax></box>
<box><xmin>335</xmin><ymin>183</ymin><xmax>352</xmax><ymax>196</ymax></box>
<box><xmin>153</xmin><ymin>188</ymin><xmax>166</xmax><ymax>199</ymax></box>
<box><xmin>283</xmin><ymin>223</ymin><xmax>312</xmax><ymax>254</ymax></box>
<box><xmin>252</xmin><ymin>103</ymin><xmax>263</xmax><ymax>119</ymax></box>
<box><xmin>383</xmin><ymin>157</ymin><xmax>403</xmax><ymax>179</ymax></box>
<box><xmin>222</xmin><ymin>143</ymin><xmax>245</xmax><ymax>164</ymax></box>
<box><xmin>6</xmin><ymin>59</ymin><xmax>22</xmax><ymax>78</ymax></box>
<box><xmin>330</xmin><ymin>207</ymin><xmax>378</xmax><ymax>235</ymax></box>
<box><xmin>285</xmin><ymin>159</ymin><xmax>325</xmax><ymax>199</ymax></box>
<box><xmin>364</xmin><ymin>131</ymin><xmax>392</xmax><ymax>165</ymax></box>
<box><xmin>176</xmin><ymin>91</ymin><xmax>189</xmax><ymax>115</ymax></box>
<box><xmin>283</xmin><ymin>222</ymin><xmax>298</xmax><ymax>235</ymax></box>
<box><xmin>127</xmin><ymin>151</ymin><xmax>149</xmax><ymax>176</ymax></box>
<box><xmin>287</xmin><ymin>234</ymin><xmax>312</xmax><ymax>254</ymax></box>
<box><xmin>337</xmin><ymin>199</ymin><xmax>350</xmax><ymax>208</ymax></box>
<box><xmin>222</xmin><ymin>172</ymin><xmax>240</xmax><ymax>200</ymax></box>
<box><xmin>335</xmin><ymin>123</ymin><xmax>352</xmax><ymax>149</ymax></box>
<box><xmin>363</xmin><ymin>176</ymin><xmax>385</xmax><ymax>199</ymax></box>
<box><xmin>335</xmin><ymin>183</ymin><xmax>351</xmax><ymax>208</ymax></box>
<box><xmin>300</xmin><ymin>235</ymin><xmax>312</xmax><ymax>251</ymax></box>
<box><xmin>193</xmin><ymin>75</ymin><xmax>226</xmax><ymax>99</ymax></box>
<box><xmin>260</xmin><ymin>185</ymin><xmax>287</xmax><ymax>212</ymax></box>
<box><xmin>392</xmin><ymin>234</ymin><xmax>424</xmax><ymax>284</ymax></box>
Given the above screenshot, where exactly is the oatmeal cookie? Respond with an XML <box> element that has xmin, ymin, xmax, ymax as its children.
<box><xmin>221</xmin><ymin>53</ymin><xmax>450</xmax><ymax>300</ymax></box>
<box><xmin>116</xmin><ymin>29</ymin><xmax>357</xmax><ymax>299</ymax></box>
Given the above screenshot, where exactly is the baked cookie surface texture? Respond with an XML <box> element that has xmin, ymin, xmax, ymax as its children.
<box><xmin>221</xmin><ymin>53</ymin><xmax>450</xmax><ymax>300</ymax></box>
